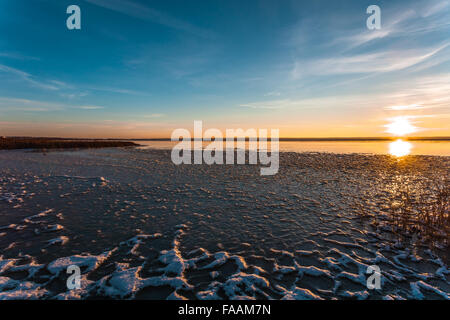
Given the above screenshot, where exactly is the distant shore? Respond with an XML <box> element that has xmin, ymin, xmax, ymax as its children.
<box><xmin>128</xmin><ymin>137</ymin><xmax>450</xmax><ymax>141</ymax></box>
<box><xmin>0</xmin><ymin>137</ymin><xmax>139</xmax><ymax>150</ymax></box>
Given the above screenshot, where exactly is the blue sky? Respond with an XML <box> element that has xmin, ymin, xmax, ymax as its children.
<box><xmin>1</xmin><ymin>0</ymin><xmax>449</xmax><ymax>138</ymax></box>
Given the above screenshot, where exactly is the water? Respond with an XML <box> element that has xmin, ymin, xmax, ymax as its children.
<box><xmin>134</xmin><ymin>140</ymin><xmax>450</xmax><ymax>157</ymax></box>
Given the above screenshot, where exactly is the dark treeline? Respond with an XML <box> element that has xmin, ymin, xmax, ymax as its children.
<box><xmin>0</xmin><ymin>137</ymin><xmax>138</xmax><ymax>150</ymax></box>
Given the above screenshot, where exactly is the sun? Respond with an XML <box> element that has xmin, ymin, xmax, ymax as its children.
<box><xmin>385</xmin><ymin>117</ymin><xmax>418</xmax><ymax>136</ymax></box>
<box><xmin>389</xmin><ymin>139</ymin><xmax>412</xmax><ymax>157</ymax></box>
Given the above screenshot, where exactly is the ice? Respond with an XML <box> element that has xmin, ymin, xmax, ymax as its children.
<box><xmin>46</xmin><ymin>236</ymin><xmax>69</xmax><ymax>246</ymax></box>
<box><xmin>0</xmin><ymin>277</ymin><xmax>48</xmax><ymax>300</ymax></box>
<box><xmin>23</xmin><ymin>209</ymin><xmax>55</xmax><ymax>223</ymax></box>
<box><xmin>99</xmin><ymin>267</ymin><xmax>141</xmax><ymax>298</ymax></box>
<box><xmin>410</xmin><ymin>281</ymin><xmax>450</xmax><ymax>300</ymax></box>
<box><xmin>47</xmin><ymin>250</ymin><xmax>115</xmax><ymax>274</ymax></box>
<box><xmin>281</xmin><ymin>287</ymin><xmax>323</xmax><ymax>300</ymax></box>
<box><xmin>0</xmin><ymin>257</ymin><xmax>16</xmax><ymax>273</ymax></box>
<box><xmin>0</xmin><ymin>149</ymin><xmax>448</xmax><ymax>300</ymax></box>
<box><xmin>120</xmin><ymin>233</ymin><xmax>162</xmax><ymax>255</ymax></box>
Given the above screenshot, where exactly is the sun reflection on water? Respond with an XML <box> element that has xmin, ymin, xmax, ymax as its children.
<box><xmin>389</xmin><ymin>139</ymin><xmax>412</xmax><ymax>157</ymax></box>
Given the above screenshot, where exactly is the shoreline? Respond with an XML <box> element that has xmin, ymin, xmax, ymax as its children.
<box><xmin>0</xmin><ymin>137</ymin><xmax>139</xmax><ymax>150</ymax></box>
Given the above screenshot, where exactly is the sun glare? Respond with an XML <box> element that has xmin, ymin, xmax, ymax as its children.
<box><xmin>385</xmin><ymin>117</ymin><xmax>418</xmax><ymax>136</ymax></box>
<box><xmin>389</xmin><ymin>139</ymin><xmax>412</xmax><ymax>157</ymax></box>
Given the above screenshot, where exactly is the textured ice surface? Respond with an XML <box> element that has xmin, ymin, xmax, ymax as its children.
<box><xmin>0</xmin><ymin>148</ymin><xmax>448</xmax><ymax>299</ymax></box>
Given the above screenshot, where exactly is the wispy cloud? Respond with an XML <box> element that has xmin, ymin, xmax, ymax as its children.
<box><xmin>384</xmin><ymin>104</ymin><xmax>426</xmax><ymax>111</ymax></box>
<box><xmin>240</xmin><ymin>96</ymin><xmax>364</xmax><ymax>110</ymax></box>
<box><xmin>335</xmin><ymin>9</ymin><xmax>417</xmax><ymax>49</ymax></box>
<box><xmin>287</xmin><ymin>0</ymin><xmax>450</xmax><ymax>85</ymax></box>
<box><xmin>77</xmin><ymin>105</ymin><xmax>104</xmax><ymax>110</ymax></box>
<box><xmin>142</xmin><ymin>113</ymin><xmax>164</xmax><ymax>118</ymax></box>
<box><xmin>88</xmin><ymin>86</ymin><xmax>150</xmax><ymax>96</ymax></box>
<box><xmin>0</xmin><ymin>97</ymin><xmax>64</xmax><ymax>112</ymax></box>
<box><xmin>0</xmin><ymin>119</ymin><xmax>172</xmax><ymax>138</ymax></box>
<box><xmin>240</xmin><ymin>99</ymin><xmax>293</xmax><ymax>110</ymax></box>
<box><xmin>242</xmin><ymin>72</ymin><xmax>450</xmax><ymax>114</ymax></box>
<box><xmin>331</xmin><ymin>1</ymin><xmax>450</xmax><ymax>50</ymax></box>
<box><xmin>0</xmin><ymin>97</ymin><xmax>105</xmax><ymax>112</ymax></box>
<box><xmin>85</xmin><ymin>0</ymin><xmax>215</xmax><ymax>38</ymax></box>
<box><xmin>0</xmin><ymin>52</ymin><xmax>40</xmax><ymax>61</ymax></box>
<box><xmin>0</xmin><ymin>64</ymin><xmax>63</xmax><ymax>91</ymax></box>
<box><xmin>59</xmin><ymin>92</ymin><xmax>89</xmax><ymax>99</ymax></box>
<box><xmin>292</xmin><ymin>43</ymin><xmax>450</xmax><ymax>78</ymax></box>
<box><xmin>264</xmin><ymin>91</ymin><xmax>281</xmax><ymax>97</ymax></box>
<box><xmin>385</xmin><ymin>74</ymin><xmax>450</xmax><ymax>110</ymax></box>
<box><xmin>126</xmin><ymin>39</ymin><xmax>222</xmax><ymax>80</ymax></box>
<box><xmin>422</xmin><ymin>0</ymin><xmax>450</xmax><ymax>18</ymax></box>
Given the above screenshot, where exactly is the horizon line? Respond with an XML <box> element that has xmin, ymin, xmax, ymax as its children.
<box><xmin>3</xmin><ymin>136</ymin><xmax>450</xmax><ymax>141</ymax></box>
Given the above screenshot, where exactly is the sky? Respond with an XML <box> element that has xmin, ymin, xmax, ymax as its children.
<box><xmin>0</xmin><ymin>0</ymin><xmax>449</xmax><ymax>138</ymax></box>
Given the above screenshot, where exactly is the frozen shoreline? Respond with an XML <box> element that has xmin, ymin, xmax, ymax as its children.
<box><xmin>0</xmin><ymin>148</ymin><xmax>448</xmax><ymax>299</ymax></box>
